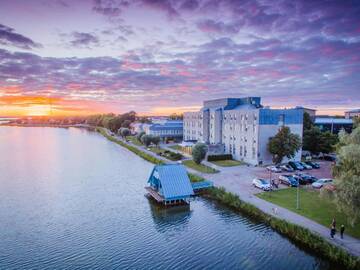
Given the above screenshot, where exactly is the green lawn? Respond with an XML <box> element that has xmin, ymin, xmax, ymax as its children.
<box><xmin>182</xmin><ymin>160</ymin><xmax>219</xmax><ymax>174</ymax></box>
<box><xmin>257</xmin><ymin>188</ymin><xmax>360</xmax><ymax>239</ymax></box>
<box><xmin>210</xmin><ymin>159</ymin><xmax>244</xmax><ymax>167</ymax></box>
<box><xmin>169</xmin><ymin>145</ymin><xmax>182</xmax><ymax>151</ymax></box>
<box><xmin>126</xmin><ymin>136</ymin><xmax>142</xmax><ymax>146</ymax></box>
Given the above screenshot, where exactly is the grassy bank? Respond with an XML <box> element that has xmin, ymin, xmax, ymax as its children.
<box><xmin>97</xmin><ymin>128</ymin><xmax>164</xmax><ymax>165</ymax></box>
<box><xmin>203</xmin><ymin>187</ymin><xmax>360</xmax><ymax>270</ymax></box>
<box><xmin>97</xmin><ymin>127</ymin><xmax>203</xmax><ymax>183</ymax></box>
<box><xmin>127</xmin><ymin>136</ymin><xmax>142</xmax><ymax>146</ymax></box>
<box><xmin>210</xmin><ymin>159</ymin><xmax>244</xmax><ymax>167</ymax></box>
<box><xmin>257</xmin><ymin>188</ymin><xmax>360</xmax><ymax>239</ymax></box>
<box><xmin>182</xmin><ymin>160</ymin><xmax>219</xmax><ymax>174</ymax></box>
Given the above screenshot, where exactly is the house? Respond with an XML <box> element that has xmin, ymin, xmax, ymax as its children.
<box><xmin>146</xmin><ymin>164</ymin><xmax>194</xmax><ymax>206</ymax></box>
<box><xmin>183</xmin><ymin>97</ymin><xmax>303</xmax><ymax>165</ymax></box>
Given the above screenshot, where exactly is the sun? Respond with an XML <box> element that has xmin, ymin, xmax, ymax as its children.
<box><xmin>26</xmin><ymin>105</ymin><xmax>52</xmax><ymax>116</ymax></box>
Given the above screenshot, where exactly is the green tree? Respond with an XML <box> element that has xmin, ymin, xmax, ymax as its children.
<box><xmin>122</xmin><ymin>120</ymin><xmax>132</xmax><ymax>128</ymax></box>
<box><xmin>192</xmin><ymin>143</ymin><xmax>208</xmax><ymax>164</ymax></box>
<box><xmin>319</xmin><ymin>131</ymin><xmax>338</xmax><ymax>154</ymax></box>
<box><xmin>136</xmin><ymin>131</ymin><xmax>145</xmax><ymax>142</ymax></box>
<box><xmin>353</xmin><ymin>116</ymin><xmax>360</xmax><ymax>128</ymax></box>
<box><xmin>303</xmin><ymin>127</ymin><xmax>338</xmax><ymax>154</ymax></box>
<box><xmin>141</xmin><ymin>134</ymin><xmax>152</xmax><ymax>147</ymax></box>
<box><xmin>120</xmin><ymin>128</ymin><xmax>130</xmax><ymax>138</ymax></box>
<box><xmin>303</xmin><ymin>127</ymin><xmax>323</xmax><ymax>154</ymax></box>
<box><xmin>333</xmin><ymin>127</ymin><xmax>360</xmax><ymax>226</ymax></box>
<box><xmin>268</xmin><ymin>126</ymin><xmax>301</xmax><ymax>164</ymax></box>
<box><xmin>151</xmin><ymin>135</ymin><xmax>161</xmax><ymax>147</ymax></box>
<box><xmin>303</xmin><ymin>112</ymin><xmax>313</xmax><ymax>131</ymax></box>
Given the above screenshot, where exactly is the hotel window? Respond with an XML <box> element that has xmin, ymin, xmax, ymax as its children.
<box><xmin>233</xmin><ymin>144</ymin><xmax>236</xmax><ymax>155</ymax></box>
<box><xmin>240</xmin><ymin>146</ymin><xmax>243</xmax><ymax>156</ymax></box>
<box><xmin>252</xmin><ymin>147</ymin><xmax>256</xmax><ymax>159</ymax></box>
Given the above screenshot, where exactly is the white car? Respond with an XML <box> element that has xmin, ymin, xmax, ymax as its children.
<box><xmin>312</xmin><ymin>178</ymin><xmax>333</xmax><ymax>189</ymax></box>
<box><xmin>300</xmin><ymin>162</ymin><xmax>312</xmax><ymax>170</ymax></box>
<box><xmin>280</xmin><ymin>164</ymin><xmax>294</xmax><ymax>172</ymax></box>
<box><xmin>252</xmin><ymin>178</ymin><xmax>272</xmax><ymax>191</ymax></box>
<box><xmin>266</xmin><ymin>166</ymin><xmax>282</xmax><ymax>173</ymax></box>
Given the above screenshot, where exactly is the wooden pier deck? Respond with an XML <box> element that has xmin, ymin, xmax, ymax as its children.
<box><xmin>145</xmin><ymin>186</ymin><xmax>164</xmax><ymax>203</ymax></box>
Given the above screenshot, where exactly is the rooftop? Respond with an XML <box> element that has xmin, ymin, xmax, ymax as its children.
<box><xmin>315</xmin><ymin>117</ymin><xmax>353</xmax><ymax>124</ymax></box>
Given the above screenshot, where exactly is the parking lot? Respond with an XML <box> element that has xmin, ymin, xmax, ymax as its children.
<box><xmin>206</xmin><ymin>160</ymin><xmax>334</xmax><ymax>196</ymax></box>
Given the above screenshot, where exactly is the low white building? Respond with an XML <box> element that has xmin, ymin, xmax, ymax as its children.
<box><xmin>345</xmin><ymin>109</ymin><xmax>360</xmax><ymax>119</ymax></box>
<box><xmin>132</xmin><ymin>120</ymin><xmax>183</xmax><ymax>141</ymax></box>
<box><xmin>184</xmin><ymin>97</ymin><xmax>303</xmax><ymax>165</ymax></box>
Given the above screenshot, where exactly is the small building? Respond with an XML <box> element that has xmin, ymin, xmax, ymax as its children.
<box><xmin>146</xmin><ymin>164</ymin><xmax>194</xmax><ymax>206</ymax></box>
<box><xmin>143</xmin><ymin>120</ymin><xmax>183</xmax><ymax>142</ymax></box>
<box><xmin>296</xmin><ymin>106</ymin><xmax>316</xmax><ymax>119</ymax></box>
<box><xmin>314</xmin><ymin>117</ymin><xmax>353</xmax><ymax>134</ymax></box>
<box><xmin>345</xmin><ymin>109</ymin><xmax>360</xmax><ymax>119</ymax></box>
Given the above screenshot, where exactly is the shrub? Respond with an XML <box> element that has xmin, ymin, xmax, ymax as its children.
<box><xmin>207</xmin><ymin>154</ymin><xmax>233</xmax><ymax>161</ymax></box>
<box><xmin>136</xmin><ymin>131</ymin><xmax>145</xmax><ymax>141</ymax></box>
<box><xmin>141</xmin><ymin>134</ymin><xmax>153</xmax><ymax>147</ymax></box>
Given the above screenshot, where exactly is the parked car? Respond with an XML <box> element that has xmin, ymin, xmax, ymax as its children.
<box><xmin>266</xmin><ymin>166</ymin><xmax>282</xmax><ymax>173</ymax></box>
<box><xmin>300</xmin><ymin>162</ymin><xmax>312</xmax><ymax>170</ymax></box>
<box><xmin>288</xmin><ymin>161</ymin><xmax>304</xmax><ymax>171</ymax></box>
<box><xmin>280</xmin><ymin>164</ymin><xmax>294</xmax><ymax>172</ymax></box>
<box><xmin>279</xmin><ymin>175</ymin><xmax>299</xmax><ymax>187</ymax></box>
<box><xmin>312</xmin><ymin>178</ymin><xmax>333</xmax><ymax>189</ymax></box>
<box><xmin>293</xmin><ymin>173</ymin><xmax>318</xmax><ymax>184</ymax></box>
<box><xmin>305</xmin><ymin>161</ymin><xmax>320</xmax><ymax>169</ymax></box>
<box><xmin>252</xmin><ymin>178</ymin><xmax>272</xmax><ymax>191</ymax></box>
<box><xmin>323</xmin><ymin>154</ymin><xmax>336</xmax><ymax>161</ymax></box>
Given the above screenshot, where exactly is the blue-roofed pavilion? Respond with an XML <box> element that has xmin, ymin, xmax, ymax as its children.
<box><xmin>146</xmin><ymin>164</ymin><xmax>194</xmax><ymax>206</ymax></box>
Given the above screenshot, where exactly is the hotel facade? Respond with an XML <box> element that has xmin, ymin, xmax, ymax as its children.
<box><xmin>183</xmin><ymin>97</ymin><xmax>303</xmax><ymax>165</ymax></box>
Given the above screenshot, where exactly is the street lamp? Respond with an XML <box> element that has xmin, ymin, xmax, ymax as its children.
<box><xmin>296</xmin><ymin>179</ymin><xmax>300</xmax><ymax>210</ymax></box>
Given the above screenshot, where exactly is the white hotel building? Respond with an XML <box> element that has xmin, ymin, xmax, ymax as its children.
<box><xmin>183</xmin><ymin>97</ymin><xmax>303</xmax><ymax>165</ymax></box>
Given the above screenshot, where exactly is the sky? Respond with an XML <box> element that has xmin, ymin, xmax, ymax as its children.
<box><xmin>0</xmin><ymin>0</ymin><xmax>359</xmax><ymax>116</ymax></box>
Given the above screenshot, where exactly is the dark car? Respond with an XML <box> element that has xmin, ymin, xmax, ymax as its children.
<box><xmin>324</xmin><ymin>155</ymin><xmax>336</xmax><ymax>161</ymax></box>
<box><xmin>279</xmin><ymin>175</ymin><xmax>299</xmax><ymax>187</ymax></box>
<box><xmin>293</xmin><ymin>173</ymin><xmax>318</xmax><ymax>184</ymax></box>
<box><xmin>305</xmin><ymin>161</ymin><xmax>320</xmax><ymax>169</ymax></box>
<box><xmin>288</xmin><ymin>161</ymin><xmax>304</xmax><ymax>171</ymax></box>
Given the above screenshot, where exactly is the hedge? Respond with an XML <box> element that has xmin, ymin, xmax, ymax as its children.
<box><xmin>207</xmin><ymin>154</ymin><xmax>233</xmax><ymax>161</ymax></box>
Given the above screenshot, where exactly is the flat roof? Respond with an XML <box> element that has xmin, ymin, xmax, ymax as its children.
<box><xmin>315</xmin><ymin>118</ymin><xmax>353</xmax><ymax>124</ymax></box>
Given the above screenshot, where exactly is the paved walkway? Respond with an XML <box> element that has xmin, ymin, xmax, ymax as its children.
<box><xmin>104</xmin><ymin>131</ymin><xmax>360</xmax><ymax>257</ymax></box>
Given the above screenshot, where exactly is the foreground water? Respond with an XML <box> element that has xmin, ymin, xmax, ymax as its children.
<box><xmin>0</xmin><ymin>127</ymin><xmax>335</xmax><ymax>270</ymax></box>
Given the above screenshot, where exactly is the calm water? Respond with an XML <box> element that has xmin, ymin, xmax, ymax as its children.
<box><xmin>0</xmin><ymin>127</ymin><xmax>334</xmax><ymax>270</ymax></box>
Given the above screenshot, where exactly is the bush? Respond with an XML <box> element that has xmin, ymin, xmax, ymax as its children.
<box><xmin>207</xmin><ymin>154</ymin><xmax>233</xmax><ymax>161</ymax></box>
<box><xmin>192</xmin><ymin>143</ymin><xmax>208</xmax><ymax>164</ymax></box>
<box><xmin>136</xmin><ymin>131</ymin><xmax>145</xmax><ymax>141</ymax></box>
<box><xmin>141</xmin><ymin>134</ymin><xmax>152</xmax><ymax>147</ymax></box>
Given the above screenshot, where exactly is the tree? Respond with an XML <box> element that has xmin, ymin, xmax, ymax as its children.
<box><xmin>122</xmin><ymin>120</ymin><xmax>132</xmax><ymax>128</ymax></box>
<box><xmin>192</xmin><ymin>143</ymin><xmax>208</xmax><ymax>164</ymax></box>
<box><xmin>303</xmin><ymin>112</ymin><xmax>314</xmax><ymax>131</ymax></box>
<box><xmin>151</xmin><ymin>135</ymin><xmax>161</xmax><ymax>147</ymax></box>
<box><xmin>141</xmin><ymin>134</ymin><xmax>152</xmax><ymax>147</ymax></box>
<box><xmin>136</xmin><ymin>131</ymin><xmax>145</xmax><ymax>141</ymax></box>
<box><xmin>268</xmin><ymin>126</ymin><xmax>301</xmax><ymax>164</ymax></box>
<box><xmin>169</xmin><ymin>113</ymin><xmax>183</xmax><ymax>120</ymax></box>
<box><xmin>303</xmin><ymin>127</ymin><xmax>338</xmax><ymax>154</ymax></box>
<box><xmin>353</xmin><ymin>116</ymin><xmax>360</xmax><ymax>128</ymax></box>
<box><xmin>120</xmin><ymin>128</ymin><xmax>130</xmax><ymax>138</ymax></box>
<box><xmin>333</xmin><ymin>127</ymin><xmax>360</xmax><ymax>226</ymax></box>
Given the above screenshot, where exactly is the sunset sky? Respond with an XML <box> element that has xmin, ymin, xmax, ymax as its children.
<box><xmin>0</xmin><ymin>0</ymin><xmax>359</xmax><ymax>116</ymax></box>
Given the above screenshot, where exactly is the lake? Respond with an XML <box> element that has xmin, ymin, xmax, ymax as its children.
<box><xmin>0</xmin><ymin>127</ymin><xmax>335</xmax><ymax>269</ymax></box>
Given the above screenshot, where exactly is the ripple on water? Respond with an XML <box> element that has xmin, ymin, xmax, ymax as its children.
<box><xmin>0</xmin><ymin>127</ymin><xmax>334</xmax><ymax>270</ymax></box>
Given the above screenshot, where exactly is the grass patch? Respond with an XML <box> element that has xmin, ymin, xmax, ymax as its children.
<box><xmin>126</xmin><ymin>136</ymin><xmax>142</xmax><ymax>146</ymax></box>
<box><xmin>182</xmin><ymin>160</ymin><xmax>219</xmax><ymax>174</ymax></box>
<box><xmin>210</xmin><ymin>159</ymin><xmax>244</xmax><ymax>167</ymax></box>
<box><xmin>188</xmin><ymin>173</ymin><xmax>205</xmax><ymax>183</ymax></box>
<box><xmin>148</xmin><ymin>147</ymin><xmax>183</xmax><ymax>161</ymax></box>
<box><xmin>96</xmin><ymin>128</ymin><xmax>164</xmax><ymax>165</ymax></box>
<box><xmin>203</xmin><ymin>187</ymin><xmax>360</xmax><ymax>270</ymax></box>
<box><xmin>169</xmin><ymin>145</ymin><xmax>182</xmax><ymax>151</ymax></box>
<box><xmin>256</xmin><ymin>188</ymin><xmax>360</xmax><ymax>239</ymax></box>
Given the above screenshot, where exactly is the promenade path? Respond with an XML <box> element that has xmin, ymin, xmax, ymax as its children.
<box><xmin>104</xmin><ymin>130</ymin><xmax>360</xmax><ymax>258</ymax></box>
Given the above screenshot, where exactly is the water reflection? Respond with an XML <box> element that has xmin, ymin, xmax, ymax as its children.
<box><xmin>147</xmin><ymin>196</ymin><xmax>192</xmax><ymax>233</ymax></box>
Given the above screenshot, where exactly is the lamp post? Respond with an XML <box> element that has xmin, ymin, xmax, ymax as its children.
<box><xmin>296</xmin><ymin>179</ymin><xmax>300</xmax><ymax>210</ymax></box>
